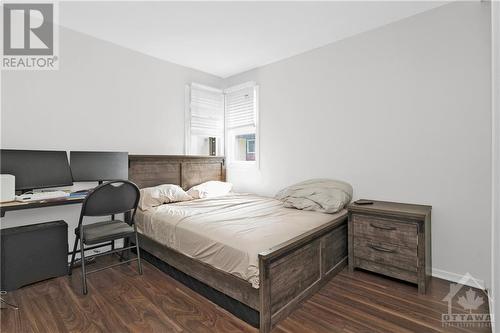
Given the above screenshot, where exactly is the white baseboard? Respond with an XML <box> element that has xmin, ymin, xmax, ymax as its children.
<box><xmin>432</xmin><ymin>268</ymin><xmax>486</xmax><ymax>290</ymax></box>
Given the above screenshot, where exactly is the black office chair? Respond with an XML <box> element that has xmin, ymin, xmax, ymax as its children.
<box><xmin>68</xmin><ymin>180</ymin><xmax>143</xmax><ymax>294</ymax></box>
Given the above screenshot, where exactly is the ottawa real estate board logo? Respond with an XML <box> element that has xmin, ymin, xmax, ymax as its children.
<box><xmin>441</xmin><ymin>273</ymin><xmax>493</xmax><ymax>328</ymax></box>
<box><xmin>2</xmin><ymin>2</ymin><xmax>59</xmax><ymax>70</ymax></box>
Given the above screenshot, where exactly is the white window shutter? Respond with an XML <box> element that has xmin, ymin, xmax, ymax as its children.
<box><xmin>225</xmin><ymin>86</ymin><xmax>256</xmax><ymax>130</ymax></box>
<box><xmin>190</xmin><ymin>84</ymin><xmax>224</xmax><ymax>137</ymax></box>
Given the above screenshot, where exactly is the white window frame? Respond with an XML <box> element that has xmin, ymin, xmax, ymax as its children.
<box><xmin>184</xmin><ymin>84</ymin><xmax>191</xmax><ymax>154</ymax></box>
<box><xmin>224</xmin><ymin>82</ymin><xmax>259</xmax><ymax>168</ymax></box>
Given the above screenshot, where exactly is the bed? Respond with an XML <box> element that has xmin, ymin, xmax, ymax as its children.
<box><xmin>127</xmin><ymin>155</ymin><xmax>348</xmax><ymax>333</ymax></box>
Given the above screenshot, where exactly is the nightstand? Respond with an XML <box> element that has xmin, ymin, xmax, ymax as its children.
<box><xmin>348</xmin><ymin>200</ymin><xmax>431</xmax><ymax>294</ymax></box>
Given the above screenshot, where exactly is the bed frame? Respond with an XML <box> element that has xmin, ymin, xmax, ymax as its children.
<box><xmin>128</xmin><ymin>155</ymin><xmax>348</xmax><ymax>333</ymax></box>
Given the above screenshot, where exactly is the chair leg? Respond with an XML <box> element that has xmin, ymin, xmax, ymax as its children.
<box><xmin>125</xmin><ymin>237</ymin><xmax>131</xmax><ymax>263</ymax></box>
<box><xmin>119</xmin><ymin>238</ymin><xmax>124</xmax><ymax>261</ymax></box>
<box><xmin>68</xmin><ymin>236</ymin><xmax>79</xmax><ymax>276</ymax></box>
<box><xmin>134</xmin><ymin>232</ymin><xmax>143</xmax><ymax>275</ymax></box>
<box><xmin>80</xmin><ymin>237</ymin><xmax>88</xmax><ymax>295</ymax></box>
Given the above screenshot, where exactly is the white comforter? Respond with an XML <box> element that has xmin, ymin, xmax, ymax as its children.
<box><xmin>135</xmin><ymin>193</ymin><xmax>346</xmax><ymax>288</ymax></box>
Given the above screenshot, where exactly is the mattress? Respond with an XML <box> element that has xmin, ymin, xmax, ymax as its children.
<box><xmin>135</xmin><ymin>193</ymin><xmax>347</xmax><ymax>288</ymax></box>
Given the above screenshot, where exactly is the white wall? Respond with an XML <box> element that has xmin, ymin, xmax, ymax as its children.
<box><xmin>225</xmin><ymin>2</ymin><xmax>492</xmax><ymax>287</ymax></box>
<box><xmin>1</xmin><ymin>27</ymin><xmax>222</xmax><ymax>153</ymax></box>
<box><xmin>0</xmin><ymin>26</ymin><xmax>222</xmax><ymax>248</ymax></box>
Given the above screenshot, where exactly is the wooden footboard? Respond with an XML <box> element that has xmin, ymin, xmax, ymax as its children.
<box><xmin>258</xmin><ymin>216</ymin><xmax>347</xmax><ymax>333</ymax></box>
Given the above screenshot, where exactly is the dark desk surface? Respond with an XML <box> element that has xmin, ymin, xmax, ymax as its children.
<box><xmin>0</xmin><ymin>196</ymin><xmax>85</xmax><ymax>217</ymax></box>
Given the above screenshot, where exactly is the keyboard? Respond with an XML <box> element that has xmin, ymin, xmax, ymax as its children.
<box><xmin>70</xmin><ymin>189</ymin><xmax>90</xmax><ymax>196</ymax></box>
<box><xmin>15</xmin><ymin>191</ymin><xmax>70</xmax><ymax>202</ymax></box>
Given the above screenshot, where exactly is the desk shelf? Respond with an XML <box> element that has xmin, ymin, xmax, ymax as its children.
<box><xmin>0</xmin><ymin>197</ymin><xmax>85</xmax><ymax>217</ymax></box>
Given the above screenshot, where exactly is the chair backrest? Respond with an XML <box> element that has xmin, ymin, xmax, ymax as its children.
<box><xmin>81</xmin><ymin>180</ymin><xmax>140</xmax><ymax>217</ymax></box>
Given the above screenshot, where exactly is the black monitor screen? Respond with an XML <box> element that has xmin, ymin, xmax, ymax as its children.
<box><xmin>0</xmin><ymin>149</ymin><xmax>73</xmax><ymax>191</ymax></box>
<box><xmin>70</xmin><ymin>151</ymin><xmax>128</xmax><ymax>182</ymax></box>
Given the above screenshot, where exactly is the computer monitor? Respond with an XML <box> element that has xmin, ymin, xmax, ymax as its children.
<box><xmin>0</xmin><ymin>149</ymin><xmax>73</xmax><ymax>191</ymax></box>
<box><xmin>70</xmin><ymin>151</ymin><xmax>128</xmax><ymax>182</ymax></box>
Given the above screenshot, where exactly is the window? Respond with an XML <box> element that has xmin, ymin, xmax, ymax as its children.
<box><xmin>185</xmin><ymin>83</ymin><xmax>224</xmax><ymax>156</ymax></box>
<box><xmin>185</xmin><ymin>81</ymin><xmax>259</xmax><ymax>165</ymax></box>
<box><xmin>225</xmin><ymin>82</ymin><xmax>259</xmax><ymax>166</ymax></box>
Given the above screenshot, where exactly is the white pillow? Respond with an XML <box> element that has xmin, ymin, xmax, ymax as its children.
<box><xmin>187</xmin><ymin>181</ymin><xmax>233</xmax><ymax>199</ymax></box>
<box><xmin>139</xmin><ymin>184</ymin><xmax>192</xmax><ymax>211</ymax></box>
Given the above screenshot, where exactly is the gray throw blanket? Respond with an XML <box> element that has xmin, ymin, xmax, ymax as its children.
<box><xmin>275</xmin><ymin>178</ymin><xmax>353</xmax><ymax>213</ymax></box>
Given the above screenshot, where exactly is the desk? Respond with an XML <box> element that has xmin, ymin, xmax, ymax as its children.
<box><xmin>0</xmin><ymin>196</ymin><xmax>85</xmax><ymax>217</ymax></box>
<box><xmin>0</xmin><ymin>195</ymin><xmax>117</xmax><ymax>257</ymax></box>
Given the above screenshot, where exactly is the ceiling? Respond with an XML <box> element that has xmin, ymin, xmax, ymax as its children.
<box><xmin>60</xmin><ymin>1</ymin><xmax>448</xmax><ymax>78</ymax></box>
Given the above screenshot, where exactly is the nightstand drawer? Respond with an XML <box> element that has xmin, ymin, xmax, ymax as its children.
<box><xmin>353</xmin><ymin>214</ymin><xmax>417</xmax><ymax>248</ymax></box>
<box><xmin>354</xmin><ymin>258</ymin><xmax>418</xmax><ymax>284</ymax></box>
<box><xmin>353</xmin><ymin>237</ymin><xmax>417</xmax><ymax>272</ymax></box>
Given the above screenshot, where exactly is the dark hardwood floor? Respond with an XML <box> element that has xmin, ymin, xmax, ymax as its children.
<box><xmin>0</xmin><ymin>256</ymin><xmax>491</xmax><ymax>333</ymax></box>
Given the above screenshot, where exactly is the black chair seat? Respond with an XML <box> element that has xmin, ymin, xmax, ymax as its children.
<box><xmin>76</xmin><ymin>220</ymin><xmax>134</xmax><ymax>245</ymax></box>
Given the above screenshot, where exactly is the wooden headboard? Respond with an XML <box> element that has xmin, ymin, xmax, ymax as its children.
<box><xmin>128</xmin><ymin>155</ymin><xmax>225</xmax><ymax>190</ymax></box>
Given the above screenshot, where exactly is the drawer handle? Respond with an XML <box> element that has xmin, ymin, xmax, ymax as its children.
<box><xmin>370</xmin><ymin>223</ymin><xmax>397</xmax><ymax>231</ymax></box>
<box><xmin>368</xmin><ymin>244</ymin><xmax>396</xmax><ymax>253</ymax></box>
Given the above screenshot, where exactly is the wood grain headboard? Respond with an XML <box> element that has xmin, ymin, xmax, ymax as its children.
<box><xmin>128</xmin><ymin>155</ymin><xmax>225</xmax><ymax>190</ymax></box>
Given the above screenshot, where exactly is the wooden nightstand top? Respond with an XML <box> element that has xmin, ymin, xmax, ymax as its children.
<box><xmin>348</xmin><ymin>200</ymin><xmax>431</xmax><ymax>220</ymax></box>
